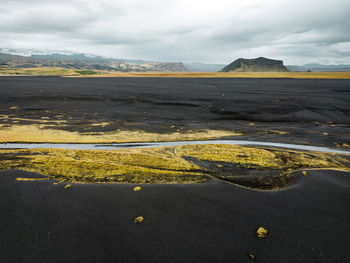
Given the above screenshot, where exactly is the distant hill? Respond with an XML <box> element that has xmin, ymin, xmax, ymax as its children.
<box><xmin>286</xmin><ymin>64</ymin><xmax>350</xmax><ymax>72</ymax></box>
<box><xmin>0</xmin><ymin>51</ymin><xmax>188</xmax><ymax>72</ymax></box>
<box><xmin>220</xmin><ymin>57</ymin><xmax>290</xmax><ymax>72</ymax></box>
<box><xmin>184</xmin><ymin>62</ymin><xmax>226</xmax><ymax>72</ymax></box>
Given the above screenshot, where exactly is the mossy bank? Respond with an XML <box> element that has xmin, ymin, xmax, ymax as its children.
<box><xmin>1</xmin><ymin>144</ymin><xmax>349</xmax><ymax>189</ymax></box>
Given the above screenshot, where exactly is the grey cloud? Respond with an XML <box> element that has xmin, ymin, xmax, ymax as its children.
<box><xmin>0</xmin><ymin>0</ymin><xmax>349</xmax><ymax>64</ymax></box>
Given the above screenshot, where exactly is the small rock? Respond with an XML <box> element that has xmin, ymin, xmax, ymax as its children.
<box><xmin>64</xmin><ymin>184</ymin><xmax>72</xmax><ymax>189</ymax></box>
<box><xmin>302</xmin><ymin>171</ymin><xmax>308</xmax><ymax>176</ymax></box>
<box><xmin>133</xmin><ymin>186</ymin><xmax>142</xmax><ymax>192</ymax></box>
<box><xmin>256</xmin><ymin>226</ymin><xmax>268</xmax><ymax>238</ymax></box>
<box><xmin>340</xmin><ymin>143</ymin><xmax>350</xmax><ymax>148</ymax></box>
<box><xmin>134</xmin><ymin>216</ymin><xmax>144</xmax><ymax>224</ymax></box>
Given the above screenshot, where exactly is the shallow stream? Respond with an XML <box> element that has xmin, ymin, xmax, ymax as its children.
<box><xmin>0</xmin><ymin>140</ymin><xmax>349</xmax><ymax>154</ymax></box>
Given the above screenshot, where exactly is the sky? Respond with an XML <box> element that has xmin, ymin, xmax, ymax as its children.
<box><xmin>0</xmin><ymin>0</ymin><xmax>350</xmax><ymax>65</ymax></box>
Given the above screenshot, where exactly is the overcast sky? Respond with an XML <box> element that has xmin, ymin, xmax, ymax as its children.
<box><xmin>0</xmin><ymin>0</ymin><xmax>350</xmax><ymax>64</ymax></box>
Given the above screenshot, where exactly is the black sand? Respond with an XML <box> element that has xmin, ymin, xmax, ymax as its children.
<box><xmin>0</xmin><ymin>77</ymin><xmax>350</xmax><ymax>147</ymax></box>
<box><xmin>0</xmin><ymin>77</ymin><xmax>350</xmax><ymax>262</ymax></box>
<box><xmin>0</xmin><ymin>169</ymin><xmax>349</xmax><ymax>263</ymax></box>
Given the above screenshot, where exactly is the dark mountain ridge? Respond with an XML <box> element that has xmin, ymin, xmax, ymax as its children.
<box><xmin>220</xmin><ymin>57</ymin><xmax>290</xmax><ymax>72</ymax></box>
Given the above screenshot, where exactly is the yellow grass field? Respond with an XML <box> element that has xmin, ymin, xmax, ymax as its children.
<box><xmin>78</xmin><ymin>71</ymin><xmax>350</xmax><ymax>79</ymax></box>
<box><xmin>0</xmin><ymin>67</ymin><xmax>77</xmax><ymax>76</ymax></box>
<box><xmin>1</xmin><ymin>67</ymin><xmax>350</xmax><ymax>79</ymax></box>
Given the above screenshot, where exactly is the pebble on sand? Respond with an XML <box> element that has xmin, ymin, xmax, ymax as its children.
<box><xmin>133</xmin><ymin>186</ymin><xmax>142</xmax><ymax>192</ymax></box>
<box><xmin>256</xmin><ymin>226</ymin><xmax>268</xmax><ymax>238</ymax></box>
<box><xmin>134</xmin><ymin>216</ymin><xmax>144</xmax><ymax>224</ymax></box>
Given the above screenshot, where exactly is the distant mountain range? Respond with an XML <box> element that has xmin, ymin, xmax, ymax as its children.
<box><xmin>184</xmin><ymin>62</ymin><xmax>226</xmax><ymax>72</ymax></box>
<box><xmin>0</xmin><ymin>48</ymin><xmax>349</xmax><ymax>72</ymax></box>
<box><xmin>286</xmin><ymin>64</ymin><xmax>350</xmax><ymax>72</ymax></box>
<box><xmin>0</xmin><ymin>49</ymin><xmax>187</xmax><ymax>72</ymax></box>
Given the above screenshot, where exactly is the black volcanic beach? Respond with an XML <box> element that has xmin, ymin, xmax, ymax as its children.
<box><xmin>0</xmin><ymin>76</ymin><xmax>350</xmax><ymax>262</ymax></box>
<box><xmin>0</xmin><ymin>77</ymin><xmax>350</xmax><ymax>147</ymax></box>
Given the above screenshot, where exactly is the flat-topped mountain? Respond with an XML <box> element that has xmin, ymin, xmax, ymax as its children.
<box><xmin>220</xmin><ymin>57</ymin><xmax>290</xmax><ymax>72</ymax></box>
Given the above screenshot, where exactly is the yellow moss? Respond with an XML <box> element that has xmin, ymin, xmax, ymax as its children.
<box><xmin>302</xmin><ymin>171</ymin><xmax>308</xmax><ymax>176</ymax></box>
<box><xmin>330</xmin><ymin>124</ymin><xmax>347</xmax><ymax>127</ymax></box>
<box><xmin>64</xmin><ymin>184</ymin><xmax>72</xmax><ymax>189</ymax></box>
<box><xmin>0</xmin><ymin>147</ymin><xmax>205</xmax><ymax>184</ymax></box>
<box><xmin>90</xmin><ymin>122</ymin><xmax>110</xmax><ymax>127</ymax></box>
<box><xmin>337</xmin><ymin>143</ymin><xmax>350</xmax><ymax>149</ymax></box>
<box><xmin>16</xmin><ymin>177</ymin><xmax>48</xmax><ymax>181</ymax></box>
<box><xmin>0</xmin><ymin>144</ymin><xmax>348</xmax><ymax>186</ymax></box>
<box><xmin>133</xmin><ymin>186</ymin><xmax>142</xmax><ymax>191</ymax></box>
<box><xmin>256</xmin><ymin>227</ymin><xmax>268</xmax><ymax>238</ymax></box>
<box><xmin>134</xmin><ymin>216</ymin><xmax>144</xmax><ymax>224</ymax></box>
<box><xmin>178</xmin><ymin>143</ymin><xmax>346</xmax><ymax>169</ymax></box>
<box><xmin>175</xmin><ymin>144</ymin><xmax>281</xmax><ymax>168</ymax></box>
<box><xmin>0</xmin><ymin>116</ymin><xmax>68</xmax><ymax>125</ymax></box>
<box><xmin>269</xmin><ymin>130</ymin><xmax>289</xmax><ymax>135</ymax></box>
<box><xmin>53</xmin><ymin>180</ymin><xmax>65</xmax><ymax>185</ymax></box>
<box><xmin>0</xmin><ymin>124</ymin><xmax>241</xmax><ymax>143</ymax></box>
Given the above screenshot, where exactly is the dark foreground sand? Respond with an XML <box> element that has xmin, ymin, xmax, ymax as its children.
<box><xmin>0</xmin><ymin>169</ymin><xmax>349</xmax><ymax>263</ymax></box>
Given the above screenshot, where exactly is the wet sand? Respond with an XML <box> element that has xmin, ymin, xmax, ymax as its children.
<box><xmin>0</xmin><ymin>169</ymin><xmax>349</xmax><ymax>263</ymax></box>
